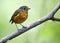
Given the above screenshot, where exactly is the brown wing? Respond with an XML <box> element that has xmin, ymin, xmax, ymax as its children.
<box><xmin>9</xmin><ymin>9</ymin><xmax>20</xmax><ymax>24</ymax></box>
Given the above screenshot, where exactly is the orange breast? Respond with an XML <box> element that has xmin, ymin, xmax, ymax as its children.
<box><xmin>13</xmin><ymin>11</ymin><xmax>28</xmax><ymax>24</ymax></box>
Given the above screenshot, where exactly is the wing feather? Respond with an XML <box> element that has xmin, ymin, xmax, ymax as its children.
<box><xmin>9</xmin><ymin>9</ymin><xmax>20</xmax><ymax>24</ymax></box>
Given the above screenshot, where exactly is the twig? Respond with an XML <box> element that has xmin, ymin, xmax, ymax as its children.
<box><xmin>0</xmin><ymin>3</ymin><xmax>60</xmax><ymax>43</ymax></box>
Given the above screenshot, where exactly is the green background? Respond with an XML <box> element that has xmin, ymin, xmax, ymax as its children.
<box><xmin>0</xmin><ymin>0</ymin><xmax>60</xmax><ymax>43</ymax></box>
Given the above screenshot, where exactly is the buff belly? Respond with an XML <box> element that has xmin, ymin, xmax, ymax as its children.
<box><xmin>13</xmin><ymin>12</ymin><xmax>28</xmax><ymax>24</ymax></box>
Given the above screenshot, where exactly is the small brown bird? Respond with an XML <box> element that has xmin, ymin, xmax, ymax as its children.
<box><xmin>9</xmin><ymin>6</ymin><xmax>30</xmax><ymax>29</ymax></box>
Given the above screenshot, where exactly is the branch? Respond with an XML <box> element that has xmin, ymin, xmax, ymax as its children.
<box><xmin>0</xmin><ymin>3</ymin><xmax>60</xmax><ymax>43</ymax></box>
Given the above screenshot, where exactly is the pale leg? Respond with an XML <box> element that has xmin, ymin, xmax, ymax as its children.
<box><xmin>15</xmin><ymin>23</ymin><xmax>19</xmax><ymax>30</ymax></box>
<box><xmin>20</xmin><ymin>24</ymin><xmax>26</xmax><ymax>28</ymax></box>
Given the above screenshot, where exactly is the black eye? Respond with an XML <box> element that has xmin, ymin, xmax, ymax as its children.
<box><xmin>24</xmin><ymin>8</ymin><xmax>26</xmax><ymax>10</ymax></box>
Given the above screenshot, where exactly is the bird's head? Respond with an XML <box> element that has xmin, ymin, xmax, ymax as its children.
<box><xmin>19</xmin><ymin>6</ymin><xmax>30</xmax><ymax>11</ymax></box>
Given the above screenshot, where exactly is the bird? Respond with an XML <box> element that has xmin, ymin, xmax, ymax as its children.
<box><xmin>9</xmin><ymin>6</ymin><xmax>30</xmax><ymax>29</ymax></box>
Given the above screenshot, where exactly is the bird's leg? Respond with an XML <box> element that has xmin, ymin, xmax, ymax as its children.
<box><xmin>20</xmin><ymin>24</ymin><xmax>26</xmax><ymax>28</ymax></box>
<box><xmin>15</xmin><ymin>23</ymin><xmax>19</xmax><ymax>30</ymax></box>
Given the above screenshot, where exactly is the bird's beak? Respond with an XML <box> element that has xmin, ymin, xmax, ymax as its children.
<box><xmin>28</xmin><ymin>8</ymin><xmax>30</xmax><ymax>10</ymax></box>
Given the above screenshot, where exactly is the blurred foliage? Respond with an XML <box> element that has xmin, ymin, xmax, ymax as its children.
<box><xmin>0</xmin><ymin>0</ymin><xmax>60</xmax><ymax>43</ymax></box>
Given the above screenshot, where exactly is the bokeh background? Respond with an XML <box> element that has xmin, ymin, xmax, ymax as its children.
<box><xmin>0</xmin><ymin>0</ymin><xmax>60</xmax><ymax>43</ymax></box>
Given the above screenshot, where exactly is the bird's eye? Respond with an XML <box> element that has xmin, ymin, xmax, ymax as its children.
<box><xmin>24</xmin><ymin>8</ymin><xmax>25</xmax><ymax>10</ymax></box>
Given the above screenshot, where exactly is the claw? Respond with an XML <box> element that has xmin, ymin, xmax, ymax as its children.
<box><xmin>20</xmin><ymin>24</ymin><xmax>27</xmax><ymax>28</ymax></box>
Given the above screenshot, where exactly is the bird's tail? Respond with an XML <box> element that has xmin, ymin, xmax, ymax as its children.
<box><xmin>9</xmin><ymin>19</ymin><xmax>13</xmax><ymax>24</ymax></box>
<box><xmin>9</xmin><ymin>19</ymin><xmax>11</xmax><ymax>23</ymax></box>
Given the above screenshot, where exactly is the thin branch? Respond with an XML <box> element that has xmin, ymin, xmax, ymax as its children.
<box><xmin>51</xmin><ymin>17</ymin><xmax>60</xmax><ymax>21</ymax></box>
<box><xmin>0</xmin><ymin>3</ymin><xmax>60</xmax><ymax>43</ymax></box>
<box><xmin>48</xmin><ymin>3</ymin><xmax>60</xmax><ymax>17</ymax></box>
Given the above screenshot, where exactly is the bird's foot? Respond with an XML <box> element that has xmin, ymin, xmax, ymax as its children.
<box><xmin>22</xmin><ymin>26</ymin><xmax>27</xmax><ymax>28</ymax></box>
<box><xmin>20</xmin><ymin>24</ymin><xmax>27</xmax><ymax>28</ymax></box>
